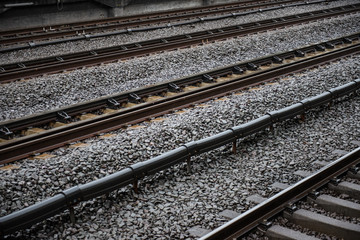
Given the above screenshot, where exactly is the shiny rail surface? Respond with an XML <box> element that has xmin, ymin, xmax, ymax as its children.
<box><xmin>0</xmin><ymin>33</ymin><xmax>359</xmax><ymax>165</ymax></box>
<box><xmin>0</xmin><ymin>3</ymin><xmax>358</xmax><ymax>83</ymax></box>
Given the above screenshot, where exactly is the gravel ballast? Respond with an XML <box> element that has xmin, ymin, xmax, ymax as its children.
<box><xmin>1</xmin><ymin>55</ymin><xmax>359</xmax><ymax>239</ymax></box>
<box><xmin>0</xmin><ymin>0</ymin><xmax>358</xmax><ymax>64</ymax></box>
<box><xmin>1</xmin><ymin>1</ymin><xmax>360</xmax><ymax>238</ymax></box>
<box><xmin>0</xmin><ymin>12</ymin><xmax>360</xmax><ymax>121</ymax></box>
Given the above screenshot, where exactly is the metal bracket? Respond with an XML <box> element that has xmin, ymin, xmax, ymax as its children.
<box><xmin>246</xmin><ymin>62</ymin><xmax>258</xmax><ymax>70</ymax></box>
<box><xmin>0</xmin><ymin>126</ymin><xmax>13</xmax><ymax>140</ymax></box>
<box><xmin>120</xmin><ymin>46</ymin><xmax>128</xmax><ymax>50</ymax></box>
<box><xmin>272</xmin><ymin>56</ymin><xmax>283</xmax><ymax>63</ymax></box>
<box><xmin>202</xmin><ymin>74</ymin><xmax>215</xmax><ymax>83</ymax></box>
<box><xmin>343</xmin><ymin>38</ymin><xmax>352</xmax><ymax>44</ymax></box>
<box><xmin>308</xmin><ymin>190</ymin><xmax>320</xmax><ymax>201</ymax></box>
<box><xmin>232</xmin><ymin>66</ymin><xmax>244</xmax><ymax>74</ymax></box>
<box><xmin>349</xmin><ymin>166</ymin><xmax>359</xmax><ymax>174</ymax></box>
<box><xmin>284</xmin><ymin>203</ymin><xmax>297</xmax><ymax>214</ymax></box>
<box><xmin>128</xmin><ymin>93</ymin><xmax>142</xmax><ymax>104</ymax></box>
<box><xmin>57</xmin><ymin>111</ymin><xmax>71</xmax><ymax>123</ymax></box>
<box><xmin>133</xmin><ymin>178</ymin><xmax>139</xmax><ymax>193</ymax></box>
<box><xmin>107</xmin><ymin>98</ymin><xmax>120</xmax><ymax>109</ymax></box>
<box><xmin>185</xmin><ymin>35</ymin><xmax>192</xmax><ymax>39</ymax></box>
<box><xmin>56</xmin><ymin>56</ymin><xmax>64</xmax><ymax>62</ymax></box>
<box><xmin>187</xmin><ymin>156</ymin><xmax>191</xmax><ymax>173</ymax></box>
<box><xmin>232</xmin><ymin>140</ymin><xmax>237</xmax><ymax>154</ymax></box>
<box><xmin>257</xmin><ymin>219</ymin><xmax>272</xmax><ymax>233</ymax></box>
<box><xmin>28</xmin><ymin>42</ymin><xmax>36</xmax><ymax>48</ymax></box>
<box><xmin>315</xmin><ymin>44</ymin><xmax>325</xmax><ymax>51</ymax></box>
<box><xmin>330</xmin><ymin>177</ymin><xmax>341</xmax><ymax>186</ymax></box>
<box><xmin>161</xmin><ymin>39</ymin><xmax>168</xmax><ymax>43</ymax></box>
<box><xmin>168</xmin><ymin>83</ymin><xmax>181</xmax><ymax>92</ymax></box>
<box><xmin>325</xmin><ymin>42</ymin><xmax>335</xmax><ymax>49</ymax></box>
<box><xmin>69</xmin><ymin>206</ymin><xmax>76</xmax><ymax>224</ymax></box>
<box><xmin>18</xmin><ymin>63</ymin><xmax>26</xmax><ymax>68</ymax></box>
<box><xmin>90</xmin><ymin>51</ymin><xmax>98</xmax><ymax>55</ymax></box>
<box><xmin>135</xmin><ymin>43</ymin><xmax>142</xmax><ymax>48</ymax></box>
<box><xmin>0</xmin><ymin>67</ymin><xmax>5</xmax><ymax>72</ymax></box>
<box><xmin>295</xmin><ymin>50</ymin><xmax>305</xmax><ymax>57</ymax></box>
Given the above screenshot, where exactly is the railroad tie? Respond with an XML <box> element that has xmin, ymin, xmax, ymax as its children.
<box><xmin>284</xmin><ymin>209</ymin><xmax>360</xmax><ymax>240</ymax></box>
<box><xmin>314</xmin><ymin>194</ymin><xmax>360</xmax><ymax>218</ymax></box>
<box><xmin>312</xmin><ymin>160</ymin><xmax>329</xmax><ymax>167</ymax></box>
<box><xmin>328</xmin><ymin>181</ymin><xmax>360</xmax><ymax>200</ymax></box>
<box><xmin>188</xmin><ymin>226</ymin><xmax>211</xmax><ymax>238</ymax></box>
<box><xmin>266</xmin><ymin>225</ymin><xmax>320</xmax><ymax>240</ymax></box>
<box><xmin>332</xmin><ymin>149</ymin><xmax>349</xmax><ymax>156</ymax></box>
<box><xmin>218</xmin><ymin>209</ymin><xmax>240</xmax><ymax>219</ymax></box>
<box><xmin>246</xmin><ymin>194</ymin><xmax>266</xmax><ymax>204</ymax></box>
<box><xmin>347</xmin><ymin>171</ymin><xmax>360</xmax><ymax>180</ymax></box>
<box><xmin>350</xmin><ymin>140</ymin><xmax>360</xmax><ymax>147</ymax></box>
<box><xmin>270</xmin><ymin>182</ymin><xmax>290</xmax><ymax>190</ymax></box>
<box><xmin>293</xmin><ymin>170</ymin><xmax>312</xmax><ymax>178</ymax></box>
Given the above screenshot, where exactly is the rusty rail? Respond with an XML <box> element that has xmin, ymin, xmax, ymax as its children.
<box><xmin>1</xmin><ymin>33</ymin><xmax>359</xmax><ymax>165</ymax></box>
<box><xmin>0</xmin><ymin>3</ymin><xmax>359</xmax><ymax>83</ymax></box>
<box><xmin>0</xmin><ymin>0</ymin><xmax>327</xmax><ymax>47</ymax></box>
<box><xmin>0</xmin><ymin>0</ymin><xmax>322</xmax><ymax>45</ymax></box>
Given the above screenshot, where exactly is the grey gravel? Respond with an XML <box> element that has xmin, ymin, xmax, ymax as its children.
<box><xmin>1</xmin><ymin>56</ymin><xmax>359</xmax><ymax>239</ymax></box>
<box><xmin>1</xmin><ymin>1</ymin><xmax>360</xmax><ymax>239</ymax></box>
<box><xmin>0</xmin><ymin>0</ymin><xmax>358</xmax><ymax>64</ymax></box>
<box><xmin>0</xmin><ymin>12</ymin><xmax>360</xmax><ymax>121</ymax></box>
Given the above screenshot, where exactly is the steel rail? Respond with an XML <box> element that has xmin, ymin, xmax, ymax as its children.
<box><xmin>0</xmin><ymin>33</ymin><xmax>358</xmax><ymax>134</ymax></box>
<box><xmin>0</xmin><ymin>0</ymin><xmax>306</xmax><ymax>39</ymax></box>
<box><xmin>0</xmin><ymin>4</ymin><xmax>358</xmax><ymax>83</ymax></box>
<box><xmin>0</xmin><ymin>1</ymin><xmax>334</xmax><ymax>56</ymax></box>
<box><xmin>1</xmin><ymin>38</ymin><xmax>359</xmax><ymax>165</ymax></box>
<box><xmin>0</xmin><ymin>1</ymin><xmax>327</xmax><ymax>53</ymax></box>
<box><xmin>200</xmin><ymin>147</ymin><xmax>360</xmax><ymax>240</ymax></box>
<box><xmin>0</xmin><ymin>0</ymin><xmax>323</xmax><ymax>46</ymax></box>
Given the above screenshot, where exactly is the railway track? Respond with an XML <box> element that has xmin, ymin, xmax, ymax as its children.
<box><xmin>0</xmin><ymin>33</ymin><xmax>359</xmax><ymax>165</ymax></box>
<box><xmin>0</xmin><ymin>80</ymin><xmax>358</xmax><ymax>237</ymax></box>
<box><xmin>0</xmin><ymin>3</ymin><xmax>359</xmax><ymax>83</ymax></box>
<box><xmin>200</xmin><ymin>147</ymin><xmax>360</xmax><ymax>240</ymax></box>
<box><xmin>0</xmin><ymin>0</ymin><xmax>324</xmax><ymax>47</ymax></box>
